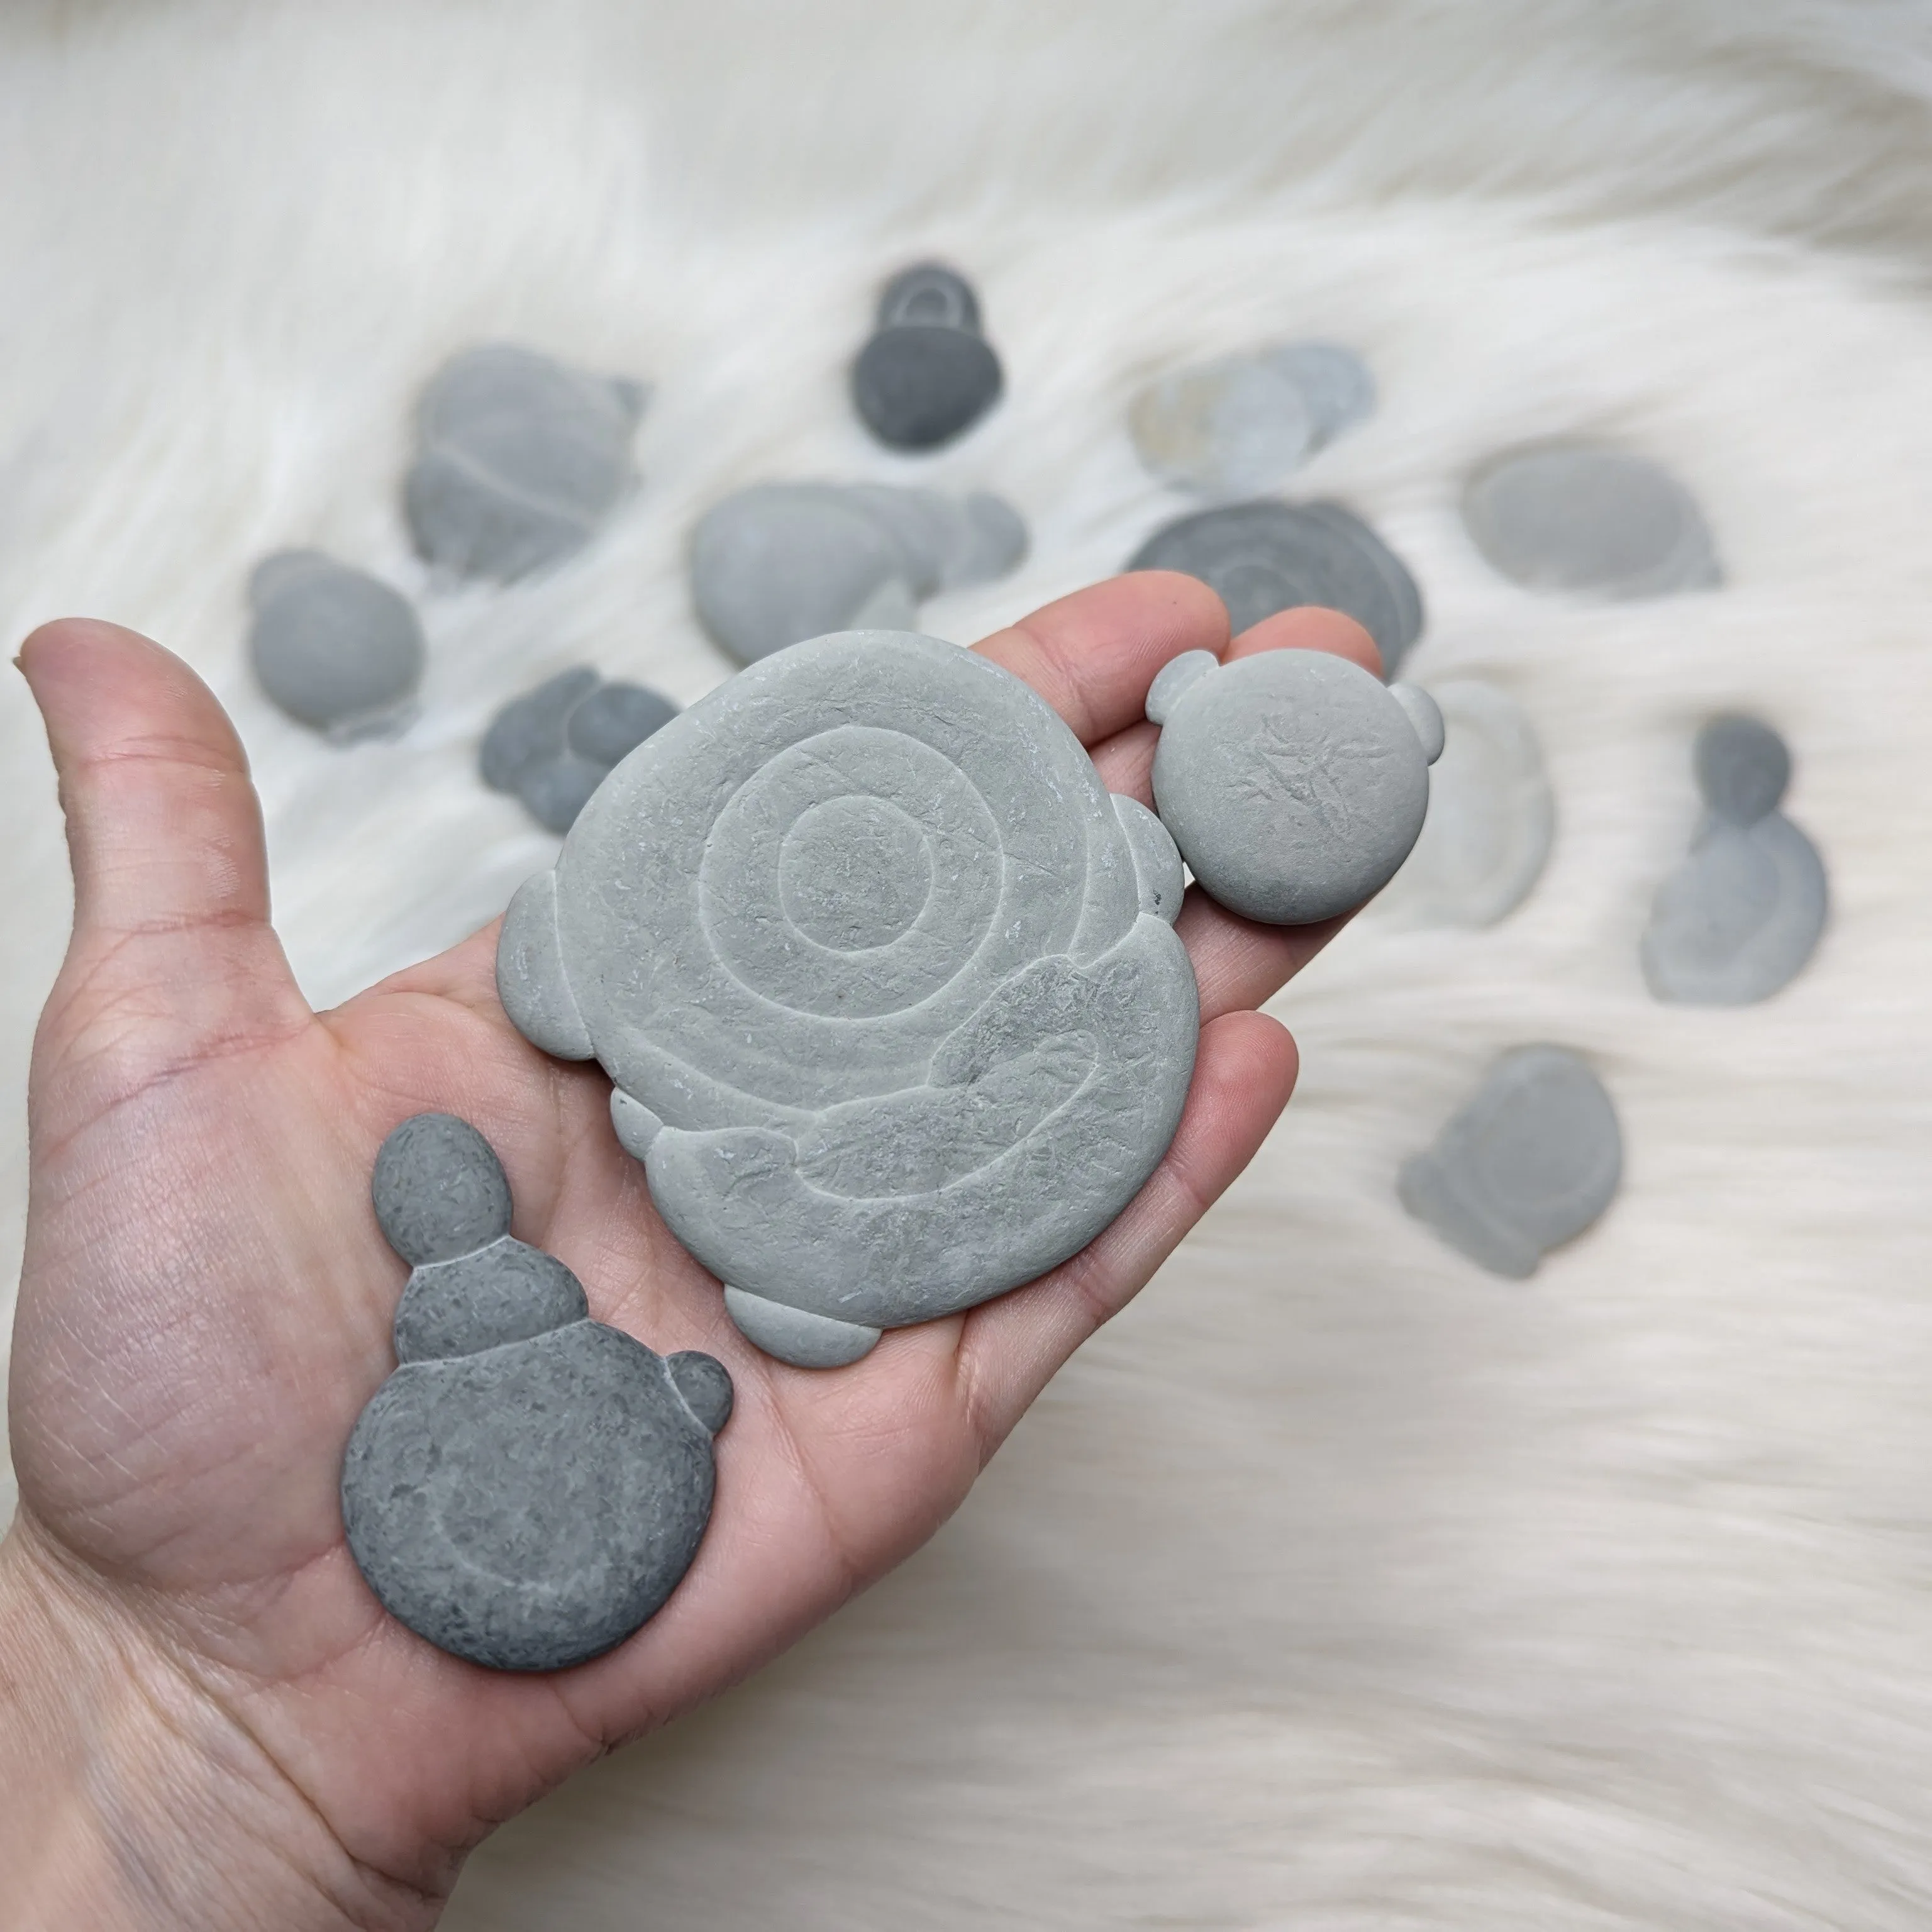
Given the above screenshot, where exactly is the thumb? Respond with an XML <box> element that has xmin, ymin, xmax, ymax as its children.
<box><xmin>19</xmin><ymin>619</ymin><xmax>309</xmax><ymax>1116</ymax></box>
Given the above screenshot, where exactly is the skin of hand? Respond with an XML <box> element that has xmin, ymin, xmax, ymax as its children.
<box><xmin>0</xmin><ymin>572</ymin><xmax>1380</xmax><ymax>1931</ymax></box>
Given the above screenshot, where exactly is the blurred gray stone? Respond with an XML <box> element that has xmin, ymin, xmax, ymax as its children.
<box><xmin>877</xmin><ymin>262</ymin><xmax>983</xmax><ymax>335</ymax></box>
<box><xmin>248</xmin><ymin>550</ymin><xmax>425</xmax><ymax>739</ymax></box>
<box><xmin>482</xmin><ymin>669</ymin><xmax>679</xmax><ymax>833</ymax></box>
<box><xmin>497</xmin><ymin>629</ymin><xmax>1199</xmax><ymax>1366</ymax></box>
<box><xmin>1695</xmin><ymin>714</ymin><xmax>1790</xmax><ymax>826</ymax></box>
<box><xmin>480</xmin><ymin>667</ymin><xmax>601</xmax><ymax>792</ymax></box>
<box><xmin>852</xmin><ymin>262</ymin><xmax>1002</xmax><ymax>450</ymax></box>
<box><xmin>1148</xmin><ymin>648</ymin><xmax>1440</xmax><ymax>924</ymax></box>
<box><xmin>1399</xmin><ymin>1046</ymin><xmax>1622</xmax><ymax>1278</ymax></box>
<box><xmin>404</xmin><ymin>343</ymin><xmax>645</xmax><ymax>581</ymax></box>
<box><xmin>1462</xmin><ymin>441</ymin><xmax>1721</xmax><ymax>598</ymax></box>
<box><xmin>1267</xmin><ymin>341</ymin><xmax>1376</xmax><ymax>443</ymax></box>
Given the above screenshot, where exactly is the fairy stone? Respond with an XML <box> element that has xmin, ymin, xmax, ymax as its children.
<box><xmin>1148</xmin><ymin>648</ymin><xmax>1441</xmax><ymax>925</ymax></box>
<box><xmin>690</xmin><ymin>482</ymin><xmax>1028</xmax><ymax>665</ymax></box>
<box><xmin>481</xmin><ymin>669</ymin><xmax>679</xmax><ymax>833</ymax></box>
<box><xmin>247</xmin><ymin>550</ymin><xmax>425</xmax><ymax>738</ymax></box>
<box><xmin>1398</xmin><ymin>1046</ymin><xmax>1622</xmax><ymax>1279</ymax></box>
<box><xmin>1128</xmin><ymin>500</ymin><xmax>1424</xmax><ymax>677</ymax></box>
<box><xmin>851</xmin><ymin>262</ymin><xmax>1002</xmax><ymax>450</ymax></box>
<box><xmin>1462</xmin><ymin>442</ymin><xmax>1721</xmax><ymax>598</ymax></box>
<box><xmin>1377</xmin><ymin>681</ymin><xmax>1555</xmax><ymax>928</ymax></box>
<box><xmin>404</xmin><ymin>343</ymin><xmax>646</xmax><ymax>582</ymax></box>
<box><xmin>496</xmin><ymin>628</ymin><xmax>1199</xmax><ymax>1368</ymax></box>
<box><xmin>343</xmin><ymin>1111</ymin><xmax>730</xmax><ymax>1672</ymax></box>
<box><xmin>1641</xmin><ymin>715</ymin><xmax>1826</xmax><ymax>1005</ymax></box>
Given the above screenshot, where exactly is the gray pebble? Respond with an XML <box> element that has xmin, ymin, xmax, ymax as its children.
<box><xmin>567</xmin><ymin>682</ymin><xmax>680</xmax><ymax>767</ymax></box>
<box><xmin>1148</xmin><ymin>648</ymin><xmax>1441</xmax><ymax>924</ymax></box>
<box><xmin>481</xmin><ymin>669</ymin><xmax>679</xmax><ymax>833</ymax></box>
<box><xmin>1398</xmin><ymin>1046</ymin><xmax>1621</xmax><ymax>1278</ymax></box>
<box><xmin>852</xmin><ymin>262</ymin><xmax>1002</xmax><ymax>450</ymax></box>
<box><xmin>1462</xmin><ymin>441</ymin><xmax>1721</xmax><ymax>599</ymax></box>
<box><xmin>1128</xmin><ymin>500</ymin><xmax>1425</xmax><ymax>677</ymax></box>
<box><xmin>690</xmin><ymin>482</ymin><xmax>1028</xmax><ymax>665</ymax></box>
<box><xmin>1641</xmin><ymin>716</ymin><xmax>1826</xmax><ymax>1004</ymax></box>
<box><xmin>247</xmin><ymin>550</ymin><xmax>425</xmax><ymax>739</ymax></box>
<box><xmin>343</xmin><ymin>1111</ymin><xmax>730</xmax><ymax>1672</ymax></box>
<box><xmin>497</xmin><ymin>629</ymin><xmax>1199</xmax><ymax>1367</ymax></box>
<box><xmin>479</xmin><ymin>667</ymin><xmax>600</xmax><ymax>792</ymax></box>
<box><xmin>404</xmin><ymin>343</ymin><xmax>645</xmax><ymax>582</ymax></box>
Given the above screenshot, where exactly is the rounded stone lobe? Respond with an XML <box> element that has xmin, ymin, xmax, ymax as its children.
<box><xmin>372</xmin><ymin>1113</ymin><xmax>513</xmax><ymax>1265</ymax></box>
<box><xmin>1695</xmin><ymin>714</ymin><xmax>1789</xmax><ymax>826</ymax></box>
<box><xmin>392</xmin><ymin>1238</ymin><xmax>589</xmax><ymax>1362</ymax></box>
<box><xmin>248</xmin><ymin>550</ymin><xmax>425</xmax><ymax>737</ymax></box>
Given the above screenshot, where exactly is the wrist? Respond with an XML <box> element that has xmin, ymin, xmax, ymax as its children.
<box><xmin>0</xmin><ymin>1522</ymin><xmax>436</xmax><ymax>1932</ymax></box>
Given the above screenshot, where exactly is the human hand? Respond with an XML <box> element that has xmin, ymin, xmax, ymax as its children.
<box><xmin>0</xmin><ymin>574</ymin><xmax>1378</xmax><ymax>1929</ymax></box>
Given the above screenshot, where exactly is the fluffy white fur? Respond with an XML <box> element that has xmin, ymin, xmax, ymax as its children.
<box><xmin>6</xmin><ymin>2</ymin><xmax>1932</xmax><ymax>1924</ymax></box>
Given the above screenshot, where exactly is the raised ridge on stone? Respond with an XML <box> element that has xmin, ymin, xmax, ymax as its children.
<box><xmin>497</xmin><ymin>628</ymin><xmax>1200</xmax><ymax>1367</ymax></box>
<box><xmin>404</xmin><ymin>343</ymin><xmax>645</xmax><ymax>582</ymax></box>
<box><xmin>1148</xmin><ymin>648</ymin><xmax>1440</xmax><ymax>924</ymax></box>
<box><xmin>1397</xmin><ymin>1046</ymin><xmax>1621</xmax><ymax>1278</ymax></box>
<box><xmin>1462</xmin><ymin>441</ymin><xmax>1721</xmax><ymax>599</ymax></box>
<box><xmin>248</xmin><ymin>550</ymin><xmax>426</xmax><ymax>739</ymax></box>
<box><xmin>1127</xmin><ymin>499</ymin><xmax>1424</xmax><ymax>677</ymax></box>
<box><xmin>852</xmin><ymin>263</ymin><xmax>1001</xmax><ymax>451</ymax></box>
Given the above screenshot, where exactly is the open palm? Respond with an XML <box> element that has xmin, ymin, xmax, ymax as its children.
<box><xmin>3</xmin><ymin>574</ymin><xmax>1375</xmax><ymax>1929</ymax></box>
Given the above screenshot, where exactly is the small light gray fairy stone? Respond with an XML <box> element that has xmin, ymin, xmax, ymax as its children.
<box><xmin>690</xmin><ymin>482</ymin><xmax>1028</xmax><ymax>665</ymax></box>
<box><xmin>1128</xmin><ymin>500</ymin><xmax>1425</xmax><ymax>677</ymax></box>
<box><xmin>1398</xmin><ymin>1046</ymin><xmax>1622</xmax><ymax>1279</ymax></box>
<box><xmin>1641</xmin><ymin>715</ymin><xmax>1826</xmax><ymax>1005</ymax></box>
<box><xmin>480</xmin><ymin>669</ymin><xmax>680</xmax><ymax>833</ymax></box>
<box><xmin>851</xmin><ymin>262</ymin><xmax>1003</xmax><ymax>451</ymax></box>
<box><xmin>1147</xmin><ymin>647</ymin><xmax>1442</xmax><ymax>924</ymax></box>
<box><xmin>496</xmin><ymin>629</ymin><xmax>1199</xmax><ymax>1369</ymax></box>
<box><xmin>404</xmin><ymin>343</ymin><xmax>646</xmax><ymax>582</ymax></box>
<box><xmin>342</xmin><ymin>1111</ymin><xmax>730</xmax><ymax>1672</ymax></box>
<box><xmin>247</xmin><ymin>550</ymin><xmax>426</xmax><ymax>740</ymax></box>
<box><xmin>1462</xmin><ymin>441</ymin><xmax>1722</xmax><ymax>599</ymax></box>
<box><xmin>1376</xmin><ymin>680</ymin><xmax>1555</xmax><ymax>928</ymax></box>
<box><xmin>1128</xmin><ymin>340</ymin><xmax>1375</xmax><ymax>497</ymax></box>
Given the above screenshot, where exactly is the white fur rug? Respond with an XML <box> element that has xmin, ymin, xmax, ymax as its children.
<box><xmin>7</xmin><ymin>3</ymin><xmax>1932</xmax><ymax>1924</ymax></box>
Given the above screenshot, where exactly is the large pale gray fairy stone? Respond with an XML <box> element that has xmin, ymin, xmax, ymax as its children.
<box><xmin>1377</xmin><ymin>680</ymin><xmax>1555</xmax><ymax>928</ymax></box>
<box><xmin>690</xmin><ymin>483</ymin><xmax>1028</xmax><ymax>665</ymax></box>
<box><xmin>1398</xmin><ymin>1046</ymin><xmax>1621</xmax><ymax>1279</ymax></box>
<box><xmin>1148</xmin><ymin>648</ymin><xmax>1441</xmax><ymax>925</ymax></box>
<box><xmin>1128</xmin><ymin>500</ymin><xmax>1425</xmax><ymax>677</ymax></box>
<box><xmin>343</xmin><ymin>1111</ymin><xmax>729</xmax><ymax>1672</ymax></box>
<box><xmin>247</xmin><ymin>550</ymin><xmax>426</xmax><ymax>739</ymax></box>
<box><xmin>481</xmin><ymin>669</ymin><xmax>679</xmax><ymax>833</ymax></box>
<box><xmin>851</xmin><ymin>262</ymin><xmax>1002</xmax><ymax>450</ymax></box>
<box><xmin>497</xmin><ymin>629</ymin><xmax>1200</xmax><ymax>1367</ymax></box>
<box><xmin>1641</xmin><ymin>716</ymin><xmax>1826</xmax><ymax>1004</ymax></box>
<box><xmin>1462</xmin><ymin>441</ymin><xmax>1721</xmax><ymax>599</ymax></box>
<box><xmin>404</xmin><ymin>343</ymin><xmax>645</xmax><ymax>582</ymax></box>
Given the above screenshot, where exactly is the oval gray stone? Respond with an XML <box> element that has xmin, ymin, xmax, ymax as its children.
<box><xmin>1462</xmin><ymin>442</ymin><xmax>1721</xmax><ymax>599</ymax></box>
<box><xmin>372</xmin><ymin>1112</ymin><xmax>513</xmax><ymax>1265</ymax></box>
<box><xmin>1149</xmin><ymin>648</ymin><xmax>1436</xmax><ymax>924</ymax></box>
<box><xmin>404</xmin><ymin>343</ymin><xmax>645</xmax><ymax>582</ymax></box>
<box><xmin>496</xmin><ymin>629</ymin><xmax>1200</xmax><ymax>1367</ymax></box>
<box><xmin>1397</xmin><ymin>1046</ymin><xmax>1622</xmax><ymax>1278</ymax></box>
<box><xmin>1128</xmin><ymin>499</ymin><xmax>1425</xmax><ymax>677</ymax></box>
<box><xmin>248</xmin><ymin>550</ymin><xmax>426</xmax><ymax>738</ymax></box>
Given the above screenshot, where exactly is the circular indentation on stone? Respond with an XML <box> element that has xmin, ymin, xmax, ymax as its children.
<box><xmin>779</xmin><ymin>796</ymin><xmax>935</xmax><ymax>952</ymax></box>
<box><xmin>877</xmin><ymin>262</ymin><xmax>983</xmax><ymax>335</ymax></box>
<box><xmin>248</xmin><ymin>550</ymin><xmax>425</xmax><ymax>738</ymax></box>
<box><xmin>372</xmin><ymin>1113</ymin><xmax>513</xmax><ymax>1266</ymax></box>
<box><xmin>1462</xmin><ymin>442</ymin><xmax>1721</xmax><ymax>598</ymax></box>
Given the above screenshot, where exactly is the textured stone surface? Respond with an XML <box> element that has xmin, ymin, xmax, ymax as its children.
<box><xmin>851</xmin><ymin>262</ymin><xmax>1002</xmax><ymax>450</ymax></box>
<box><xmin>690</xmin><ymin>483</ymin><xmax>1027</xmax><ymax>664</ymax></box>
<box><xmin>247</xmin><ymin>549</ymin><xmax>425</xmax><ymax>738</ymax></box>
<box><xmin>481</xmin><ymin>669</ymin><xmax>679</xmax><ymax>832</ymax></box>
<box><xmin>404</xmin><ymin>343</ymin><xmax>645</xmax><ymax>581</ymax></box>
<box><xmin>1128</xmin><ymin>499</ymin><xmax>1424</xmax><ymax>676</ymax></box>
<box><xmin>1462</xmin><ymin>441</ymin><xmax>1721</xmax><ymax>598</ymax></box>
<box><xmin>497</xmin><ymin>629</ymin><xmax>1199</xmax><ymax>1366</ymax></box>
<box><xmin>1148</xmin><ymin>648</ymin><xmax>1440</xmax><ymax>924</ymax></box>
<box><xmin>1378</xmin><ymin>680</ymin><xmax>1555</xmax><ymax>928</ymax></box>
<box><xmin>1641</xmin><ymin>715</ymin><xmax>1827</xmax><ymax>1004</ymax></box>
<box><xmin>343</xmin><ymin>1111</ymin><xmax>730</xmax><ymax>1672</ymax></box>
<box><xmin>1398</xmin><ymin>1046</ymin><xmax>1622</xmax><ymax>1278</ymax></box>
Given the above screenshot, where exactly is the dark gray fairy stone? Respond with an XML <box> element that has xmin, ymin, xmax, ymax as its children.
<box><xmin>876</xmin><ymin>262</ymin><xmax>983</xmax><ymax>335</ymax></box>
<box><xmin>393</xmin><ymin>1237</ymin><xmax>589</xmax><ymax>1363</ymax></box>
<box><xmin>1694</xmin><ymin>714</ymin><xmax>1790</xmax><ymax>826</ymax></box>
<box><xmin>852</xmin><ymin>264</ymin><xmax>1000</xmax><ymax>452</ymax></box>
<box><xmin>1462</xmin><ymin>442</ymin><xmax>1721</xmax><ymax>599</ymax></box>
<box><xmin>247</xmin><ymin>550</ymin><xmax>426</xmax><ymax>738</ymax></box>
<box><xmin>372</xmin><ymin>1113</ymin><xmax>513</xmax><ymax>1265</ymax></box>
<box><xmin>1127</xmin><ymin>499</ymin><xmax>1425</xmax><ymax>677</ymax></box>
<box><xmin>1148</xmin><ymin>647</ymin><xmax>1440</xmax><ymax>924</ymax></box>
<box><xmin>479</xmin><ymin>667</ymin><xmax>601</xmax><ymax>792</ymax></box>
<box><xmin>517</xmin><ymin>755</ymin><xmax>609</xmax><ymax>836</ymax></box>
<box><xmin>496</xmin><ymin>629</ymin><xmax>1199</xmax><ymax>1367</ymax></box>
<box><xmin>481</xmin><ymin>670</ymin><xmax>679</xmax><ymax>833</ymax></box>
<box><xmin>1398</xmin><ymin>1046</ymin><xmax>1622</xmax><ymax>1279</ymax></box>
<box><xmin>404</xmin><ymin>343</ymin><xmax>645</xmax><ymax>582</ymax></box>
